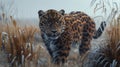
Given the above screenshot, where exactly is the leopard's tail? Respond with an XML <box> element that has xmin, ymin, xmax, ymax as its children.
<box><xmin>93</xmin><ymin>21</ymin><xmax>106</xmax><ymax>39</ymax></box>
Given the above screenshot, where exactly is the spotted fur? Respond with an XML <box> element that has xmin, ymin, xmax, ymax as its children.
<box><xmin>38</xmin><ymin>9</ymin><xmax>106</xmax><ymax>64</ymax></box>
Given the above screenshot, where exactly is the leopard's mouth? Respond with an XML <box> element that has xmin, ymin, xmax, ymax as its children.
<box><xmin>47</xmin><ymin>33</ymin><xmax>60</xmax><ymax>39</ymax></box>
<box><xmin>49</xmin><ymin>36</ymin><xmax>59</xmax><ymax>39</ymax></box>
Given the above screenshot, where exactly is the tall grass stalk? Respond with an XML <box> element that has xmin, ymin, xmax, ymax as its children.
<box><xmin>93</xmin><ymin>15</ymin><xmax>120</xmax><ymax>67</ymax></box>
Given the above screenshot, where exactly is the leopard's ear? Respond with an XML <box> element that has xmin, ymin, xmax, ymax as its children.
<box><xmin>59</xmin><ymin>9</ymin><xmax>65</xmax><ymax>15</ymax></box>
<box><xmin>38</xmin><ymin>10</ymin><xmax>45</xmax><ymax>18</ymax></box>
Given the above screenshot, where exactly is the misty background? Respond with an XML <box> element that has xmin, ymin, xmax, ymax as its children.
<box><xmin>1</xmin><ymin>0</ymin><xmax>120</xmax><ymax>27</ymax></box>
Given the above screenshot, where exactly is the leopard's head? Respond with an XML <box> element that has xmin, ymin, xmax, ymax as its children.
<box><xmin>38</xmin><ymin>9</ymin><xmax>65</xmax><ymax>39</ymax></box>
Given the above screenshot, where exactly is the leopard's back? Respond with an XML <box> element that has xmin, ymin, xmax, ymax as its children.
<box><xmin>64</xmin><ymin>11</ymin><xmax>95</xmax><ymax>45</ymax></box>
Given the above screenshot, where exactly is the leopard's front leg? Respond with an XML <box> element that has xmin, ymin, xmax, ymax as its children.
<box><xmin>41</xmin><ymin>33</ymin><xmax>53</xmax><ymax>57</ymax></box>
<box><xmin>51</xmin><ymin>31</ymin><xmax>72</xmax><ymax>64</ymax></box>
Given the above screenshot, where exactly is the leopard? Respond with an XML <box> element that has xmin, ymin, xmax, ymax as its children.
<box><xmin>38</xmin><ymin>9</ymin><xmax>106</xmax><ymax>64</ymax></box>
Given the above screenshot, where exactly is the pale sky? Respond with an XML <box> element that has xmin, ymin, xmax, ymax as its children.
<box><xmin>14</xmin><ymin>0</ymin><xmax>93</xmax><ymax>19</ymax></box>
<box><xmin>2</xmin><ymin>0</ymin><xmax>120</xmax><ymax>19</ymax></box>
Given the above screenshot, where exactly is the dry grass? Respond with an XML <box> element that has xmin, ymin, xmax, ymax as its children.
<box><xmin>0</xmin><ymin>16</ymin><xmax>46</xmax><ymax>67</ymax></box>
<box><xmin>90</xmin><ymin>0</ymin><xmax>118</xmax><ymax>15</ymax></box>
<box><xmin>88</xmin><ymin>1</ymin><xmax>120</xmax><ymax>66</ymax></box>
<box><xmin>89</xmin><ymin>15</ymin><xmax>120</xmax><ymax>67</ymax></box>
<box><xmin>104</xmin><ymin>15</ymin><xmax>120</xmax><ymax>66</ymax></box>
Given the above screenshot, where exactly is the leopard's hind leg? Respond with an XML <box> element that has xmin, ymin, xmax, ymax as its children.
<box><xmin>79</xmin><ymin>21</ymin><xmax>95</xmax><ymax>56</ymax></box>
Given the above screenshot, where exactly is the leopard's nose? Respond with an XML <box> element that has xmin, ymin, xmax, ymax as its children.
<box><xmin>51</xmin><ymin>30</ymin><xmax>57</xmax><ymax>33</ymax></box>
